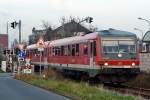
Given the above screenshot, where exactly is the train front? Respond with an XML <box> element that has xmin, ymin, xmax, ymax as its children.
<box><xmin>97</xmin><ymin>29</ymin><xmax>140</xmax><ymax>83</ymax></box>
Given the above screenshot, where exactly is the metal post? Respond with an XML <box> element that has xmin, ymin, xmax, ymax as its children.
<box><xmin>40</xmin><ymin>50</ymin><xmax>42</xmax><ymax>75</ymax></box>
<box><xmin>19</xmin><ymin>20</ymin><xmax>21</xmax><ymax>43</ymax></box>
<box><xmin>7</xmin><ymin>22</ymin><xmax>8</xmax><ymax>34</ymax></box>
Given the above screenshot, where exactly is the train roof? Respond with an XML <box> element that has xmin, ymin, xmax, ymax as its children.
<box><xmin>26</xmin><ymin>33</ymin><xmax>98</xmax><ymax>49</ymax></box>
<box><xmin>26</xmin><ymin>41</ymin><xmax>50</xmax><ymax>49</ymax></box>
<box><xmin>98</xmin><ymin>29</ymin><xmax>136</xmax><ymax>37</ymax></box>
<box><xmin>49</xmin><ymin>32</ymin><xmax>98</xmax><ymax>47</ymax></box>
<box><xmin>27</xmin><ymin>29</ymin><xmax>137</xmax><ymax>49</ymax></box>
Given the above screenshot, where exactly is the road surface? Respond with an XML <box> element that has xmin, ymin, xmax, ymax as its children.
<box><xmin>0</xmin><ymin>73</ymin><xmax>71</xmax><ymax>100</ymax></box>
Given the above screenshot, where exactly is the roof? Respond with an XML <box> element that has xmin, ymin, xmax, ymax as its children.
<box><xmin>142</xmin><ymin>31</ymin><xmax>150</xmax><ymax>42</ymax></box>
<box><xmin>44</xmin><ymin>20</ymin><xmax>91</xmax><ymax>41</ymax></box>
<box><xmin>98</xmin><ymin>28</ymin><xmax>136</xmax><ymax>37</ymax></box>
<box><xmin>52</xmin><ymin>21</ymin><xmax>91</xmax><ymax>34</ymax></box>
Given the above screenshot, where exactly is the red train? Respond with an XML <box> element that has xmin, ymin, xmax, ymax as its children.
<box><xmin>26</xmin><ymin>29</ymin><xmax>140</xmax><ymax>83</ymax></box>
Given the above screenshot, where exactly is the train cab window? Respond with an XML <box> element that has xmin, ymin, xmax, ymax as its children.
<box><xmin>76</xmin><ymin>44</ymin><xmax>79</xmax><ymax>56</ymax></box>
<box><xmin>72</xmin><ymin>45</ymin><xmax>75</xmax><ymax>56</ymax></box>
<box><xmin>68</xmin><ymin>45</ymin><xmax>71</xmax><ymax>56</ymax></box>
<box><xmin>84</xmin><ymin>44</ymin><xmax>88</xmax><ymax>56</ymax></box>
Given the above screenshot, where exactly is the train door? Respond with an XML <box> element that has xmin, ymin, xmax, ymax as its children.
<box><xmin>71</xmin><ymin>44</ymin><xmax>76</xmax><ymax>63</ymax></box>
<box><xmin>90</xmin><ymin>40</ymin><xmax>94</xmax><ymax>68</ymax></box>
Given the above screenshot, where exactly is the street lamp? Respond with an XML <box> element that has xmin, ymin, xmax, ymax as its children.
<box><xmin>138</xmin><ymin>17</ymin><xmax>150</xmax><ymax>31</ymax></box>
<box><xmin>138</xmin><ymin>17</ymin><xmax>150</xmax><ymax>52</ymax></box>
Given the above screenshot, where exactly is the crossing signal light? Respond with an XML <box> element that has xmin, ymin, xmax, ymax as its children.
<box><xmin>6</xmin><ymin>50</ymin><xmax>10</xmax><ymax>54</ymax></box>
<box><xmin>3</xmin><ymin>50</ymin><xmax>6</xmax><ymax>55</ymax></box>
<box><xmin>3</xmin><ymin>49</ymin><xmax>11</xmax><ymax>55</ymax></box>
<box><xmin>11</xmin><ymin>21</ymin><xmax>18</xmax><ymax>29</ymax></box>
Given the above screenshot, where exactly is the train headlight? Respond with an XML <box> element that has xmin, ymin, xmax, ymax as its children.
<box><xmin>118</xmin><ymin>53</ymin><xmax>122</xmax><ymax>57</ymax></box>
<box><xmin>132</xmin><ymin>62</ymin><xmax>135</xmax><ymax>66</ymax></box>
<box><xmin>104</xmin><ymin>62</ymin><xmax>108</xmax><ymax>66</ymax></box>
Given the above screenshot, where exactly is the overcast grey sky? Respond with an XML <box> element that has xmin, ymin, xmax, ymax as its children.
<box><xmin>0</xmin><ymin>0</ymin><xmax>150</xmax><ymax>46</ymax></box>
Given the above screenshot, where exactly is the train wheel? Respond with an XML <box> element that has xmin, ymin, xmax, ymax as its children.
<box><xmin>81</xmin><ymin>73</ymin><xmax>89</xmax><ymax>82</ymax></box>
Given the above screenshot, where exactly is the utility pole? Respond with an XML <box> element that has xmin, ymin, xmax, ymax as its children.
<box><xmin>10</xmin><ymin>20</ymin><xmax>21</xmax><ymax>43</ymax></box>
<box><xmin>18</xmin><ymin>20</ymin><xmax>21</xmax><ymax>43</ymax></box>
<box><xmin>7</xmin><ymin>22</ymin><xmax>8</xmax><ymax>34</ymax></box>
<box><xmin>10</xmin><ymin>20</ymin><xmax>22</xmax><ymax>74</ymax></box>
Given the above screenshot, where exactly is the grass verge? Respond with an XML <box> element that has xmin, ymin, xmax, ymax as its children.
<box><xmin>15</xmin><ymin>74</ymin><xmax>136</xmax><ymax>100</ymax></box>
<box><xmin>0</xmin><ymin>69</ymin><xmax>4</xmax><ymax>73</ymax></box>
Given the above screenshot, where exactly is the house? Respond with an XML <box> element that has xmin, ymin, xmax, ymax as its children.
<box><xmin>0</xmin><ymin>34</ymin><xmax>8</xmax><ymax>49</ymax></box>
<box><xmin>29</xmin><ymin>21</ymin><xmax>91</xmax><ymax>44</ymax></box>
<box><xmin>44</xmin><ymin>20</ymin><xmax>91</xmax><ymax>41</ymax></box>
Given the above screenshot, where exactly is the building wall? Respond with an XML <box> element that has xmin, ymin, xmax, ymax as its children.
<box><xmin>140</xmin><ymin>53</ymin><xmax>150</xmax><ymax>73</ymax></box>
<box><xmin>0</xmin><ymin>34</ymin><xmax>8</xmax><ymax>49</ymax></box>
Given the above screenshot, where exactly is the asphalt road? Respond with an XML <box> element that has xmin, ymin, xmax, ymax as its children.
<box><xmin>0</xmin><ymin>73</ymin><xmax>71</xmax><ymax>100</ymax></box>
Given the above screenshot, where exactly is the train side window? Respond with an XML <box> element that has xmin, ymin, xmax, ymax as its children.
<box><xmin>55</xmin><ymin>47</ymin><xmax>58</xmax><ymax>56</ymax></box>
<box><xmin>72</xmin><ymin>45</ymin><xmax>75</xmax><ymax>56</ymax></box>
<box><xmin>68</xmin><ymin>45</ymin><xmax>71</xmax><ymax>56</ymax></box>
<box><xmin>42</xmin><ymin>51</ymin><xmax>44</xmax><ymax>56</ymax></box>
<box><xmin>30</xmin><ymin>50</ymin><xmax>32</xmax><ymax>56</ymax></box>
<box><xmin>52</xmin><ymin>47</ymin><xmax>55</xmax><ymax>56</ymax></box>
<box><xmin>61</xmin><ymin>46</ymin><xmax>64</xmax><ymax>56</ymax></box>
<box><xmin>44</xmin><ymin>48</ymin><xmax>47</xmax><ymax>57</ymax></box>
<box><xmin>58</xmin><ymin>47</ymin><xmax>61</xmax><ymax>56</ymax></box>
<box><xmin>84</xmin><ymin>44</ymin><xmax>88</xmax><ymax>56</ymax></box>
<box><xmin>94</xmin><ymin>41</ymin><xmax>97</xmax><ymax>56</ymax></box>
<box><xmin>57</xmin><ymin>47</ymin><xmax>61</xmax><ymax>56</ymax></box>
<box><xmin>76</xmin><ymin>44</ymin><xmax>79</xmax><ymax>56</ymax></box>
<box><xmin>34</xmin><ymin>49</ymin><xmax>37</xmax><ymax>56</ymax></box>
<box><xmin>64</xmin><ymin>46</ymin><xmax>68</xmax><ymax>56</ymax></box>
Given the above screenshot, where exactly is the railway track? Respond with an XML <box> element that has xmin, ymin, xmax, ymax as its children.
<box><xmin>104</xmin><ymin>84</ymin><xmax>150</xmax><ymax>99</ymax></box>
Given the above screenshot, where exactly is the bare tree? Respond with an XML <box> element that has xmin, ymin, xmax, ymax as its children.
<box><xmin>41</xmin><ymin>20</ymin><xmax>54</xmax><ymax>41</ymax></box>
<box><xmin>59</xmin><ymin>16</ymin><xmax>67</xmax><ymax>26</ymax></box>
<box><xmin>59</xmin><ymin>16</ymin><xmax>84</xmax><ymax>24</ymax></box>
<box><xmin>88</xmin><ymin>24</ymin><xmax>98</xmax><ymax>32</ymax></box>
<box><xmin>41</xmin><ymin>20</ymin><xmax>53</xmax><ymax>30</ymax></box>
